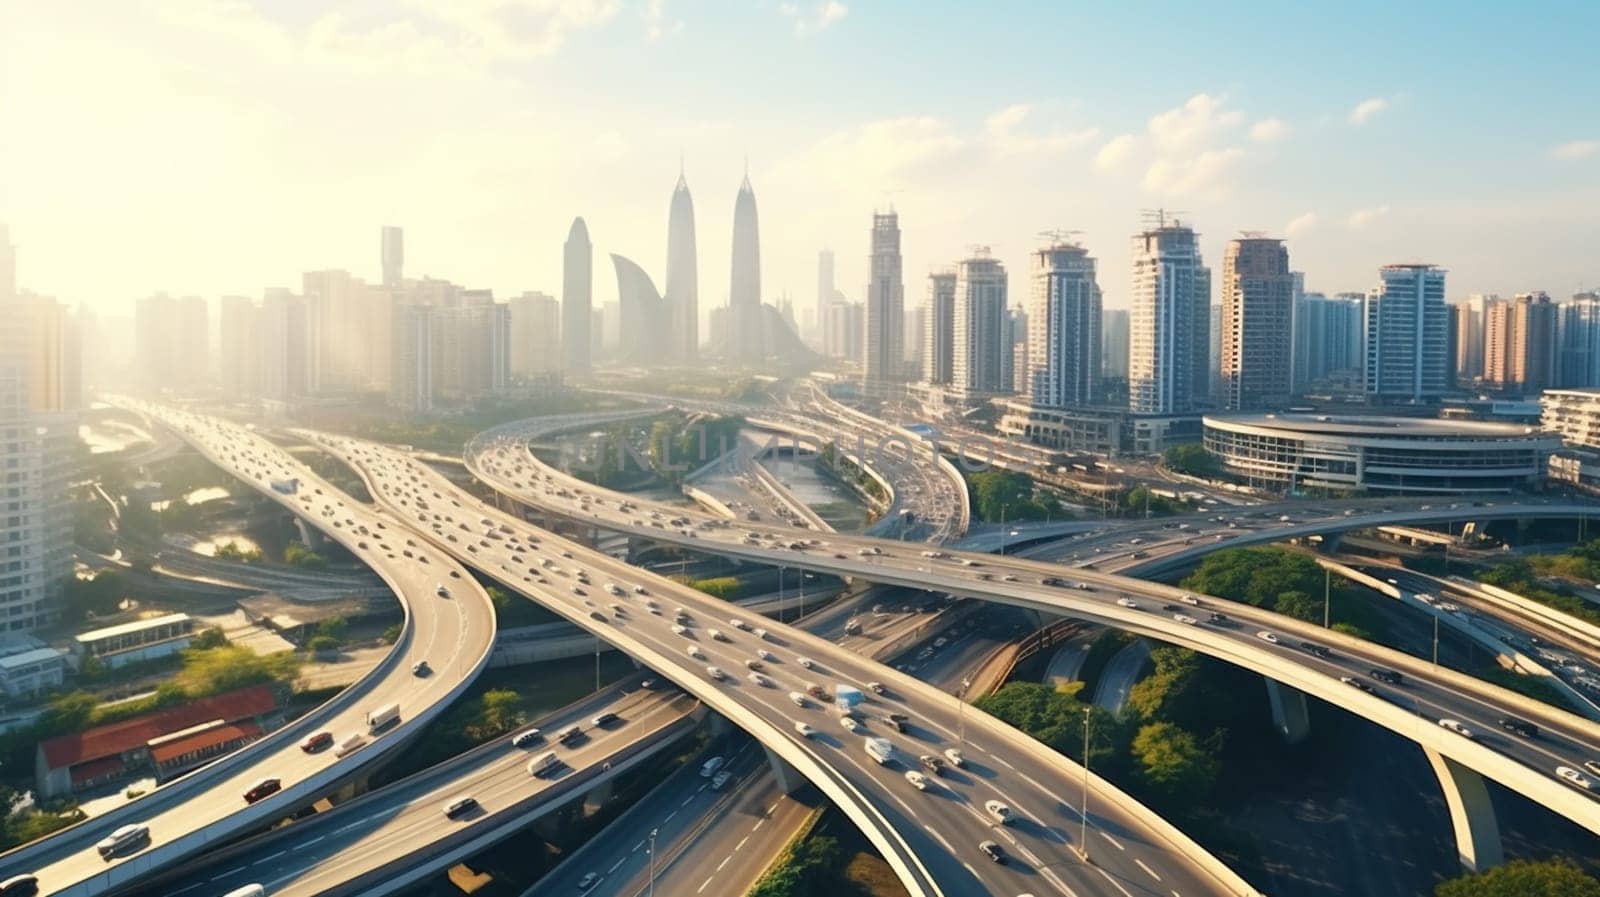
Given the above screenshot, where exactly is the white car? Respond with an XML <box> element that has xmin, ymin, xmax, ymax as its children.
<box><xmin>1438</xmin><ymin>718</ymin><xmax>1476</xmax><ymax>740</ymax></box>
<box><xmin>905</xmin><ymin>770</ymin><xmax>931</xmax><ymax>791</ymax></box>
<box><xmin>758</xmin><ymin>649</ymin><xmax>777</xmax><ymax>662</ymax></box>
<box><xmin>795</xmin><ymin>721</ymin><xmax>816</xmax><ymax>738</ymax></box>
<box><xmin>1256</xmin><ymin>630</ymin><xmax>1279</xmax><ymax>644</ymax></box>
<box><xmin>730</xmin><ymin>618</ymin><xmax>751</xmax><ymax>631</ymax></box>
<box><xmin>748</xmin><ymin>672</ymin><xmax>773</xmax><ymax>687</ymax></box>
<box><xmin>944</xmin><ymin>748</ymin><xmax>966</xmax><ymax>768</ymax></box>
<box><xmin>796</xmin><ymin>656</ymin><xmax>814</xmax><ymax>669</ymax></box>
<box><xmin>1173</xmin><ymin>614</ymin><xmax>1198</xmax><ymax>625</ymax></box>
<box><xmin>1116</xmin><ymin>597</ymin><xmax>1138</xmax><ymax>609</ymax></box>
<box><xmin>671</xmin><ymin>624</ymin><xmax>688</xmax><ymax>636</ymax></box>
<box><xmin>1180</xmin><ymin>594</ymin><xmax>1201</xmax><ymax>606</ymax></box>
<box><xmin>754</xmin><ymin>627</ymin><xmax>770</xmax><ymax>641</ymax></box>
<box><xmin>984</xmin><ymin>800</ymin><xmax>1013</xmax><ymax>823</ymax></box>
<box><xmin>788</xmin><ymin>691</ymin><xmax>809</xmax><ymax>707</ymax></box>
<box><xmin>840</xmin><ymin>715</ymin><xmax>862</xmax><ymax>733</ymax></box>
<box><xmin>688</xmin><ymin>645</ymin><xmax>706</xmax><ymax>660</ymax></box>
<box><xmin>1557</xmin><ymin>765</ymin><xmax>1596</xmax><ymax>791</ymax></box>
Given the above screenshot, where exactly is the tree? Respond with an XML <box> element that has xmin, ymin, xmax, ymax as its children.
<box><xmin>1436</xmin><ymin>858</ymin><xmax>1600</xmax><ymax>897</ymax></box>
<box><xmin>1131</xmin><ymin>722</ymin><xmax>1220</xmax><ymax>805</ymax></box>
<box><xmin>191</xmin><ymin>628</ymin><xmax>227</xmax><ymax>649</ymax></box>
<box><xmin>64</xmin><ymin>572</ymin><xmax>124</xmax><ymax>620</ymax></box>
<box><xmin>306</xmin><ymin>635</ymin><xmax>341</xmax><ymax>654</ymax></box>
<box><xmin>284</xmin><ymin>542</ymin><xmax>327</xmax><ymax>569</ymax></box>
<box><xmin>1162</xmin><ymin>442</ymin><xmax>1219</xmax><ymax>477</ymax></box>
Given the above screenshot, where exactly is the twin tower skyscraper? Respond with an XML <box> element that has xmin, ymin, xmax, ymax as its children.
<box><xmin>561</xmin><ymin>164</ymin><xmax>767</xmax><ymax>372</ymax></box>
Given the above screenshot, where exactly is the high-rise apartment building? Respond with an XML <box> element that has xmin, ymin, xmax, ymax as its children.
<box><xmin>135</xmin><ymin>294</ymin><xmax>210</xmax><ymax>392</ymax></box>
<box><xmin>1128</xmin><ymin>217</ymin><xmax>1210</xmax><ymax>414</ymax></box>
<box><xmin>430</xmin><ymin>299</ymin><xmax>509</xmax><ymax>401</ymax></box>
<box><xmin>1004</xmin><ymin>308</ymin><xmax>1027</xmax><ymax>395</ymax></box>
<box><xmin>864</xmin><ymin>211</ymin><xmax>905</xmax><ymax>385</ymax></box>
<box><xmin>1298</xmin><ymin>293</ymin><xmax>1364</xmax><ymax>383</ymax></box>
<box><xmin>381</xmin><ymin>226</ymin><xmax>404</xmax><ymax>287</ymax></box>
<box><xmin>260</xmin><ymin>289</ymin><xmax>310</xmax><ymax>404</ymax></box>
<box><xmin>1363</xmin><ymin>264</ymin><xmax>1449</xmax><ymax>403</ymax></box>
<box><xmin>923</xmin><ymin>271</ymin><xmax>956</xmax><ymax>386</ymax></box>
<box><xmin>1453</xmin><ymin>295</ymin><xmax>1488</xmax><ymax>384</ymax></box>
<box><xmin>390</xmin><ymin>303</ymin><xmax>434</xmax><ymax>414</ymax></box>
<box><xmin>1101</xmin><ymin>308</ymin><xmax>1129</xmax><ymax>382</ymax></box>
<box><xmin>1025</xmin><ymin>240</ymin><xmax>1101</xmax><ymax>408</ymax></box>
<box><xmin>1290</xmin><ymin>271</ymin><xmax>1307</xmax><ymax>390</ymax></box>
<box><xmin>816</xmin><ymin>250</ymin><xmax>837</xmax><ymax>356</ymax></box>
<box><xmin>826</xmin><ymin>301</ymin><xmax>864</xmax><ymax>363</ymax></box>
<box><xmin>951</xmin><ymin>253</ymin><xmax>1008</xmax><ymax>397</ymax></box>
<box><xmin>1484</xmin><ymin>292</ymin><xmax>1558</xmax><ymax>394</ymax></box>
<box><xmin>562</xmin><ymin>217</ymin><xmax>593</xmax><ymax>373</ymax></box>
<box><xmin>728</xmin><ymin>172</ymin><xmax>764</xmax><ymax>364</ymax></box>
<box><xmin>665</xmin><ymin>172</ymin><xmax>698</xmax><ymax>361</ymax></box>
<box><xmin>218</xmin><ymin>295</ymin><xmax>261</xmax><ymax>397</ymax></box>
<box><xmin>1219</xmin><ymin>236</ymin><xmax>1294</xmax><ymax>411</ymax></box>
<box><xmin>1560</xmin><ymin>292</ymin><xmax>1600</xmax><ymax>388</ymax></box>
<box><xmin>509</xmin><ymin>291</ymin><xmax>561</xmax><ymax>375</ymax></box>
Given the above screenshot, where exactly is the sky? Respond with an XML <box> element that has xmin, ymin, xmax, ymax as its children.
<box><xmin>3</xmin><ymin>1</ymin><xmax>1599</xmax><ymax>325</ymax></box>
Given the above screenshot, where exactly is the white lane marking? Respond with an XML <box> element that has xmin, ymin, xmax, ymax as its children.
<box><xmin>1100</xmin><ymin>832</ymin><xmax>1125</xmax><ymax>851</ymax></box>
<box><xmin>170</xmin><ymin>885</ymin><xmax>204</xmax><ymax>896</ymax></box>
<box><xmin>211</xmin><ymin>867</ymin><xmax>247</xmax><ymax>881</ymax></box>
<box><xmin>633</xmin><ymin>841</ymin><xmax>645</xmax><ymax>852</ymax></box>
<box><xmin>1040</xmin><ymin>866</ymin><xmax>1081</xmax><ymax>897</ymax></box>
<box><xmin>698</xmin><ymin>875</ymin><xmax>717</xmax><ymax>893</ymax></box>
<box><xmin>681</xmin><ymin>795</ymin><xmax>695</xmax><ymax>807</ymax></box>
<box><xmin>716</xmin><ymin>855</ymin><xmax>732</xmax><ymax>871</ymax></box>
<box><xmin>301</xmin><ymin>835</ymin><xmax>325</xmax><ymax>846</ymax></box>
<box><xmin>663</xmin><ymin>810</ymin><xmax>676</xmax><ymax>822</ymax></box>
<box><xmin>736</xmin><ymin>836</ymin><xmax>749</xmax><ymax>851</ymax></box>
<box><xmin>963</xmin><ymin>861</ymin><xmax>981</xmax><ymax>879</ymax></box>
<box><xmin>608</xmin><ymin>857</ymin><xmax>626</xmax><ymax>874</ymax></box>
<box><xmin>254</xmin><ymin>850</ymin><xmax>287</xmax><ymax>864</ymax></box>
<box><xmin>752</xmin><ymin>819</ymin><xmax>765</xmax><ymax>831</ymax></box>
<box><xmin>1093</xmin><ymin>864</ymin><xmax>1138</xmax><ymax>897</ymax></box>
<box><xmin>1137</xmin><ymin>858</ymin><xmax>1162</xmax><ymax>881</ymax></box>
<box><xmin>923</xmin><ymin>824</ymin><xmax>955</xmax><ymax>853</ymax></box>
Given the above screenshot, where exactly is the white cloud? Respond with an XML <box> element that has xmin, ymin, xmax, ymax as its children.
<box><xmin>643</xmin><ymin>0</ymin><xmax>683</xmax><ymax>40</ymax></box>
<box><xmin>780</xmin><ymin>1</ymin><xmax>848</xmax><ymax>35</ymax></box>
<box><xmin>1550</xmin><ymin>139</ymin><xmax>1600</xmax><ymax>161</ymax></box>
<box><xmin>1141</xmin><ymin>147</ymin><xmax>1246</xmax><ymax>198</ymax></box>
<box><xmin>1250</xmin><ymin>117</ymin><xmax>1289</xmax><ymax>142</ymax></box>
<box><xmin>1148</xmin><ymin>93</ymin><xmax>1244</xmax><ymax>151</ymax></box>
<box><xmin>1348</xmin><ymin>97</ymin><xmax>1390</xmax><ymax>125</ymax></box>
<box><xmin>1095</xmin><ymin>134</ymin><xmax>1137</xmax><ymax>171</ymax></box>
<box><xmin>984</xmin><ymin>104</ymin><xmax>1098</xmax><ymax>156</ymax></box>
<box><xmin>1347</xmin><ymin>205</ymin><xmax>1391</xmax><ymax>228</ymax></box>
<box><xmin>1285</xmin><ymin>211</ymin><xmax>1317</xmax><ymax>236</ymax></box>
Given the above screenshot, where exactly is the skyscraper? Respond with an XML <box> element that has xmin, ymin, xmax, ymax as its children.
<box><xmin>562</xmin><ymin>217</ymin><xmax>593</xmax><ymax>373</ymax></box>
<box><xmin>135</xmin><ymin>294</ymin><xmax>210</xmax><ymax>391</ymax></box>
<box><xmin>1454</xmin><ymin>296</ymin><xmax>1486</xmax><ymax>384</ymax></box>
<box><xmin>260</xmin><ymin>289</ymin><xmax>310</xmax><ymax>404</ymax></box>
<box><xmin>1560</xmin><ymin>292</ymin><xmax>1600</xmax><ymax>388</ymax></box>
<box><xmin>613</xmin><ymin>254</ymin><xmax>668</xmax><ymax>364</ymax></box>
<box><xmin>1484</xmin><ymin>292</ymin><xmax>1557</xmax><ymax>394</ymax></box>
<box><xmin>923</xmin><ymin>271</ymin><xmax>956</xmax><ymax>386</ymax></box>
<box><xmin>219</xmin><ymin>295</ymin><xmax>261</xmax><ymax>397</ymax></box>
<box><xmin>864</xmin><ymin>211</ymin><xmax>905</xmax><ymax>385</ymax></box>
<box><xmin>381</xmin><ymin>226</ymin><xmax>404</xmax><ymax>287</ymax></box>
<box><xmin>0</xmin><ymin>224</ymin><xmax>14</xmax><ymax>303</ymax></box>
<box><xmin>390</xmin><ymin>303</ymin><xmax>434</xmax><ymax>413</ymax></box>
<box><xmin>826</xmin><ymin>302</ymin><xmax>865</xmax><ymax>364</ymax></box>
<box><xmin>509</xmin><ymin>291</ymin><xmax>561</xmax><ymax>375</ymax></box>
<box><xmin>1128</xmin><ymin>217</ymin><xmax>1210</xmax><ymax>414</ymax></box>
<box><xmin>1219</xmin><ymin>236</ymin><xmax>1294</xmax><ymax>411</ymax></box>
<box><xmin>1101</xmin><ymin>308</ymin><xmax>1129</xmax><ymax>382</ymax></box>
<box><xmin>951</xmin><ymin>252</ymin><xmax>1008</xmax><ymax>397</ymax></box>
<box><xmin>1026</xmin><ymin>240</ymin><xmax>1101</xmax><ymax>408</ymax></box>
<box><xmin>1299</xmin><ymin>293</ymin><xmax>1364</xmax><ymax>383</ymax></box>
<box><xmin>728</xmin><ymin>171</ymin><xmax>764</xmax><ymax>364</ymax></box>
<box><xmin>665</xmin><ymin>171</ymin><xmax>699</xmax><ymax>361</ymax></box>
<box><xmin>817</xmin><ymin>250</ymin><xmax>837</xmax><ymax>355</ymax></box>
<box><xmin>1363</xmin><ymin>264</ymin><xmax>1449</xmax><ymax>403</ymax></box>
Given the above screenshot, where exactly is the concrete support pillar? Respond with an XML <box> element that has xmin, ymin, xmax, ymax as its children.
<box><xmin>584</xmin><ymin>779</ymin><xmax>615</xmax><ymax>816</ymax></box>
<box><xmin>1424</xmin><ymin>747</ymin><xmax>1504</xmax><ymax>872</ymax></box>
<box><xmin>1263</xmin><ymin>678</ymin><xmax>1311</xmax><ymax>744</ymax></box>
<box><xmin>764</xmin><ymin>745</ymin><xmax>805</xmax><ymax>795</ymax></box>
<box><xmin>707</xmin><ymin>714</ymin><xmax>733</xmax><ymax>738</ymax></box>
<box><xmin>293</xmin><ymin>518</ymin><xmax>325</xmax><ymax>550</ymax></box>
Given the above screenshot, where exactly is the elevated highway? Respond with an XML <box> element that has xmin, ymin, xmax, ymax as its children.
<box><xmin>469</xmin><ymin>420</ymin><xmax>1600</xmax><ymax>873</ymax></box>
<box><xmin>0</xmin><ymin>401</ymin><xmax>498</xmax><ymax>897</ymax></box>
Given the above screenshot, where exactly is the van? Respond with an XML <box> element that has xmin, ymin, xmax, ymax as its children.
<box><xmin>528</xmin><ymin>751</ymin><xmax>560</xmax><ymax>777</ymax></box>
<box><xmin>700</xmin><ymin>756</ymin><xmax>726</xmax><ymax>778</ymax></box>
<box><xmin>242</xmin><ymin>777</ymin><xmax>282</xmax><ymax>804</ymax></box>
<box><xmin>95</xmin><ymin>823</ymin><xmax>149</xmax><ymax>859</ymax></box>
<box><xmin>366</xmin><ymin>702</ymin><xmax>401</xmax><ymax>732</ymax></box>
<box><xmin>220</xmin><ymin>886</ymin><xmax>265</xmax><ymax>897</ymax></box>
<box><xmin>557</xmin><ymin>724</ymin><xmax>584</xmax><ymax>745</ymax></box>
<box><xmin>442</xmin><ymin>796</ymin><xmax>478</xmax><ymax>819</ymax></box>
<box><xmin>334</xmin><ymin>733</ymin><xmax>367</xmax><ymax>758</ymax></box>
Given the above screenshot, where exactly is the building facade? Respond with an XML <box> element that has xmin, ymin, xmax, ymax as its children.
<box><xmin>864</xmin><ymin>211</ymin><xmax>905</xmax><ymax>385</ymax></box>
<box><xmin>728</xmin><ymin>173</ymin><xmax>764</xmax><ymax>364</ymax></box>
<box><xmin>561</xmin><ymin>217</ymin><xmax>593</xmax><ymax>373</ymax></box>
<box><xmin>1129</xmin><ymin>219</ymin><xmax>1210</xmax><ymax>414</ymax></box>
<box><xmin>1025</xmin><ymin>241</ymin><xmax>1101</xmax><ymax>408</ymax></box>
<box><xmin>1559</xmin><ymin>292</ymin><xmax>1600</xmax><ymax>388</ymax></box>
<box><xmin>509</xmin><ymin>291</ymin><xmax>561</xmax><ymax>375</ymax></box>
<box><xmin>1219</xmin><ymin>236</ymin><xmax>1293</xmax><ymax>411</ymax></box>
<box><xmin>665</xmin><ymin>172</ymin><xmax>699</xmax><ymax>361</ymax></box>
<box><xmin>923</xmin><ymin>270</ymin><xmax>956</xmax><ymax>386</ymax></box>
<box><xmin>1363</xmin><ymin>264</ymin><xmax>1449</xmax><ymax>403</ymax></box>
<box><xmin>950</xmin><ymin>253</ymin><xmax>1008</xmax><ymax>398</ymax></box>
<box><xmin>1483</xmin><ymin>292</ymin><xmax>1557</xmax><ymax>394</ymax></box>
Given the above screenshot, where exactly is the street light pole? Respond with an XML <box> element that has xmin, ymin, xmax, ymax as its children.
<box><xmin>1078</xmin><ymin>706</ymin><xmax>1091</xmax><ymax>862</ymax></box>
<box><xmin>649</xmin><ymin>827</ymin><xmax>658</xmax><ymax>897</ymax></box>
<box><xmin>1323</xmin><ymin>568</ymin><xmax>1331</xmax><ymax>629</ymax></box>
<box><xmin>957</xmin><ymin>677</ymin><xmax>970</xmax><ymax>748</ymax></box>
<box><xmin>1432</xmin><ymin>613</ymin><xmax>1440</xmax><ymax>667</ymax></box>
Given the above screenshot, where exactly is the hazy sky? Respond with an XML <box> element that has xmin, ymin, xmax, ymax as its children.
<box><xmin>3</xmin><ymin>1</ymin><xmax>1598</xmax><ymax>323</ymax></box>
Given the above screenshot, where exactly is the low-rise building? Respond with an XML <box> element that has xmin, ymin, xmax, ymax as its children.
<box><xmin>0</xmin><ymin>646</ymin><xmax>67</xmax><ymax>700</ymax></box>
<box><xmin>71</xmin><ymin>613</ymin><xmax>196</xmax><ymax>669</ymax></box>
<box><xmin>1541</xmin><ymin>388</ymin><xmax>1600</xmax><ymax>449</ymax></box>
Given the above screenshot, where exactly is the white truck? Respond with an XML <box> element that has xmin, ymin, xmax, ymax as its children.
<box><xmin>527</xmin><ymin>751</ymin><xmax>560</xmax><ymax>777</ymax></box>
<box><xmin>366</xmin><ymin>702</ymin><xmax>401</xmax><ymax>732</ymax></box>
<box><xmin>864</xmin><ymin>737</ymin><xmax>894</xmax><ymax>765</ymax></box>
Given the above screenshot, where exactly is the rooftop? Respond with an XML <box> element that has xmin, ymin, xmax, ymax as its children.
<box><xmin>39</xmin><ymin>685</ymin><xmax>275</xmax><ymax>771</ymax></box>
<box><xmin>1205</xmin><ymin>413</ymin><xmax>1549</xmax><ymax>438</ymax></box>
<box><xmin>75</xmin><ymin>612</ymin><xmax>192</xmax><ymax>645</ymax></box>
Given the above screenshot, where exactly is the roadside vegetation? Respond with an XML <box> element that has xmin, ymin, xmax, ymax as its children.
<box><xmin>964</xmin><ymin>470</ymin><xmax>1064</xmax><ymax>523</ymax></box>
<box><xmin>1479</xmin><ymin>554</ymin><xmax>1600</xmax><ymax>628</ymax></box>
<box><xmin>1435</xmin><ymin>857</ymin><xmax>1600</xmax><ymax>897</ymax></box>
<box><xmin>1161</xmin><ymin>442</ymin><xmax>1221</xmax><ymax>478</ymax></box>
<box><xmin>301</xmin><ymin>393</ymin><xmax>644</xmax><ymax>454</ymax></box>
<box><xmin>1180</xmin><ymin>547</ymin><xmax>1391</xmax><ymax>643</ymax></box>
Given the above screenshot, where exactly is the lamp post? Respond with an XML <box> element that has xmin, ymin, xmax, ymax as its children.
<box><xmin>649</xmin><ymin>827</ymin><xmax>658</xmax><ymax>897</ymax></box>
<box><xmin>957</xmin><ymin>677</ymin><xmax>971</xmax><ymax>748</ymax></box>
<box><xmin>1323</xmin><ymin>568</ymin><xmax>1331</xmax><ymax>629</ymax></box>
<box><xmin>1078</xmin><ymin>706</ymin><xmax>1091</xmax><ymax>862</ymax></box>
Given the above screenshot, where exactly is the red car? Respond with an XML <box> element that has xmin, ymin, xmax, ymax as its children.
<box><xmin>243</xmin><ymin>777</ymin><xmax>281</xmax><ymax>804</ymax></box>
<box><xmin>300</xmin><ymin>731</ymin><xmax>334</xmax><ymax>753</ymax></box>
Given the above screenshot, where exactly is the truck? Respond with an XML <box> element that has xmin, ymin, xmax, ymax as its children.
<box><xmin>864</xmin><ymin>737</ymin><xmax>894</xmax><ymax>765</ymax></box>
<box><xmin>527</xmin><ymin>751</ymin><xmax>560</xmax><ymax>777</ymax></box>
<box><xmin>366</xmin><ymin>702</ymin><xmax>401</xmax><ymax>732</ymax></box>
<box><xmin>269</xmin><ymin>477</ymin><xmax>299</xmax><ymax>495</ymax></box>
<box><xmin>834</xmin><ymin>684</ymin><xmax>864</xmax><ymax>715</ymax></box>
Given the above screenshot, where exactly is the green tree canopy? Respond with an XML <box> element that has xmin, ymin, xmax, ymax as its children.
<box><xmin>1162</xmin><ymin>442</ymin><xmax>1219</xmax><ymax>477</ymax></box>
<box><xmin>1436</xmin><ymin>858</ymin><xmax>1600</xmax><ymax>897</ymax></box>
<box><xmin>1131</xmin><ymin>721</ymin><xmax>1221</xmax><ymax>804</ymax></box>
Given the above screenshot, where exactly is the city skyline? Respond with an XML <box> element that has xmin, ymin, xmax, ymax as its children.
<box><xmin>3</xmin><ymin>4</ymin><xmax>1598</xmax><ymax>325</ymax></box>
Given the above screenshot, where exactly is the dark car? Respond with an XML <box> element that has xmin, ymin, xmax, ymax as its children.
<box><xmin>300</xmin><ymin>731</ymin><xmax>334</xmax><ymax>753</ymax></box>
<box><xmin>1298</xmin><ymin>641</ymin><xmax>1331</xmax><ymax>658</ymax></box>
<box><xmin>1368</xmin><ymin>667</ymin><xmax>1402</xmax><ymax>685</ymax></box>
<box><xmin>243</xmin><ymin>777</ymin><xmax>282</xmax><ymax>804</ymax></box>
<box><xmin>0</xmin><ymin>874</ymin><xmax>39</xmax><ymax>897</ymax></box>
<box><xmin>1499</xmin><ymin>717</ymin><xmax>1539</xmax><ymax>739</ymax></box>
<box><xmin>979</xmin><ymin>840</ymin><xmax>1005</xmax><ymax>863</ymax></box>
<box><xmin>919</xmin><ymin>754</ymin><xmax>946</xmax><ymax>775</ymax></box>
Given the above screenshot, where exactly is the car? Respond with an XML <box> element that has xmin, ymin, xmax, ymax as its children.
<box><xmin>671</xmin><ymin>624</ymin><xmax>689</xmax><ymax>636</ymax></box>
<box><xmin>443</xmin><ymin>796</ymin><xmax>479</xmax><ymax>819</ymax></box>
<box><xmin>789</xmin><ymin>691</ymin><xmax>809</xmax><ymax>707</ymax></box>
<box><xmin>592</xmin><ymin>712</ymin><xmax>619</xmax><ymax>728</ymax></box>
<box><xmin>1116</xmin><ymin>597</ymin><xmax>1138</xmax><ymax>608</ymax></box>
<box><xmin>1256</xmin><ymin>630</ymin><xmax>1279</xmax><ymax>644</ymax></box>
<box><xmin>841</xmin><ymin>715</ymin><xmax>862</xmax><ymax>733</ymax></box>
<box><xmin>1585</xmin><ymin>759</ymin><xmax>1600</xmax><ymax>778</ymax></box>
<box><xmin>588</xmin><ymin>611</ymin><xmax>607</xmax><ymax>623</ymax></box>
<box><xmin>758</xmin><ymin>649</ymin><xmax>777</xmax><ymax>662</ymax></box>
<box><xmin>985</xmin><ymin>800</ymin><xmax>1013</xmax><ymax>823</ymax></box>
<box><xmin>576</xmin><ymin>873</ymin><xmax>600</xmax><ymax>889</ymax></box>
<box><xmin>918</xmin><ymin>754</ymin><xmax>945</xmax><ymax>775</ymax></box>
<box><xmin>795</xmin><ymin>721</ymin><xmax>817</xmax><ymax>738</ymax></box>
<box><xmin>1438</xmin><ymin>719</ymin><xmax>1475</xmax><ymax>740</ymax></box>
<box><xmin>708</xmin><ymin>628</ymin><xmax>728</xmax><ymax>641</ymax></box>
<box><xmin>706</xmin><ymin>665</ymin><xmax>727</xmax><ymax>681</ymax></box>
<box><xmin>1173</xmin><ymin>613</ymin><xmax>1197</xmax><ymax>625</ymax></box>
<box><xmin>944</xmin><ymin>748</ymin><xmax>966</xmax><ymax>768</ymax></box>
<box><xmin>746</xmin><ymin>659</ymin><xmax>764</xmax><ymax>670</ymax></box>
<box><xmin>96</xmin><ymin>823</ymin><xmax>150</xmax><ymax>859</ymax></box>
<box><xmin>688</xmin><ymin>645</ymin><xmax>706</xmax><ymax>660</ymax></box>
<box><xmin>748</xmin><ymin>672</ymin><xmax>773</xmax><ymax>687</ymax></box>
<box><xmin>243</xmin><ymin>777</ymin><xmax>281</xmax><ymax>804</ymax></box>
<box><xmin>0</xmin><ymin>874</ymin><xmax>39</xmax><ymax>897</ymax></box>
<box><xmin>979</xmin><ymin>840</ymin><xmax>1005</xmax><ymax>863</ymax></box>
<box><xmin>796</xmin><ymin>656</ymin><xmax>814</xmax><ymax>669</ymax></box>
<box><xmin>711</xmin><ymin>770</ymin><xmax>733</xmax><ymax>790</ymax></box>
<box><xmin>1499</xmin><ymin>717</ymin><xmax>1539</xmax><ymax>739</ymax></box>
<box><xmin>435</xmin><ymin>584</ymin><xmax>450</xmax><ymax>597</ymax></box>
<box><xmin>866</xmin><ymin>681</ymin><xmax>886</xmax><ymax>695</ymax></box>
<box><xmin>882</xmin><ymin>715</ymin><xmax>906</xmax><ymax>732</ymax></box>
<box><xmin>1340</xmin><ymin>676</ymin><xmax>1376</xmax><ymax>694</ymax></box>
<box><xmin>1369</xmin><ymin>667</ymin><xmax>1403</xmax><ymax>685</ymax></box>
<box><xmin>1180</xmin><ymin>594</ymin><xmax>1201</xmax><ymax>606</ymax></box>
<box><xmin>1299</xmin><ymin>641</ymin><xmax>1331</xmax><ymax>658</ymax></box>
<box><xmin>300</xmin><ymin>731</ymin><xmax>334</xmax><ymax>753</ymax></box>
<box><xmin>412</xmin><ymin>660</ymin><xmax>432</xmax><ymax>677</ymax></box>
<box><xmin>1557</xmin><ymin>766</ymin><xmax>1597</xmax><ymax>791</ymax></box>
<box><xmin>905</xmin><ymin>770</ymin><xmax>931</xmax><ymax>790</ymax></box>
<box><xmin>512</xmin><ymin>727</ymin><xmax>543</xmax><ymax>747</ymax></box>
<box><xmin>754</xmin><ymin>627</ymin><xmax>771</xmax><ymax>641</ymax></box>
<box><xmin>730</xmin><ymin>618</ymin><xmax>751</xmax><ymax>631</ymax></box>
<box><xmin>1207</xmin><ymin>612</ymin><xmax>1229</xmax><ymax>625</ymax></box>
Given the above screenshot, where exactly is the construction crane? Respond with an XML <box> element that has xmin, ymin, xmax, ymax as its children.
<box><xmin>1140</xmin><ymin>208</ymin><xmax>1188</xmax><ymax>230</ymax></box>
<box><xmin>1037</xmin><ymin>228</ymin><xmax>1084</xmax><ymax>247</ymax></box>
